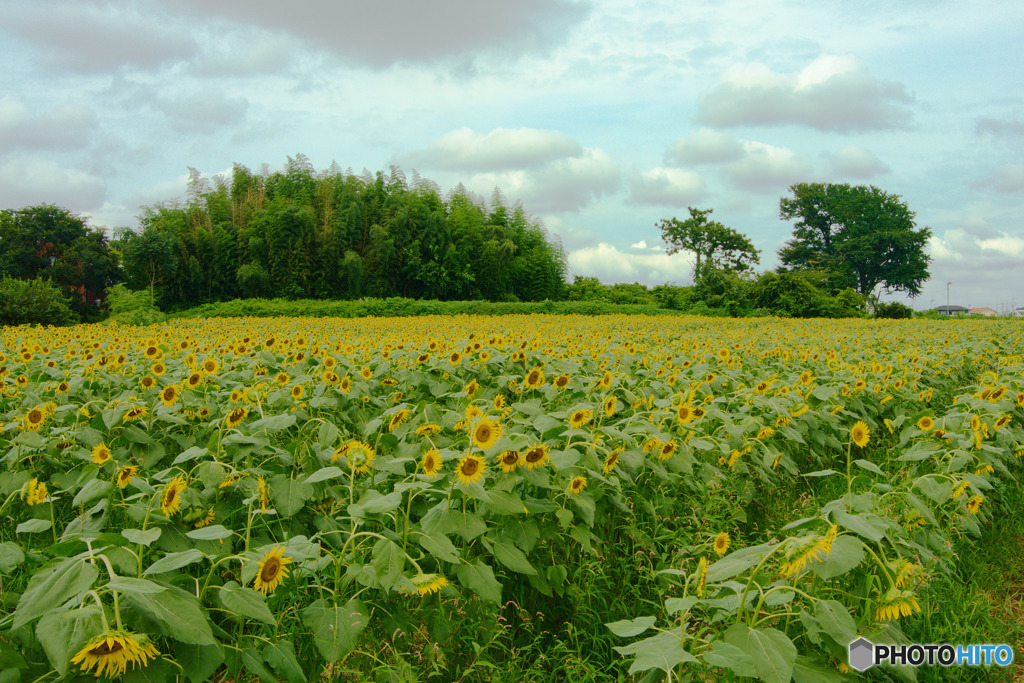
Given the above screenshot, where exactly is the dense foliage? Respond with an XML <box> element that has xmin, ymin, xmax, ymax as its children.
<box><xmin>0</xmin><ymin>277</ymin><xmax>78</xmax><ymax>327</ymax></box>
<box><xmin>2</xmin><ymin>315</ymin><xmax>1022</xmax><ymax>681</ymax></box>
<box><xmin>117</xmin><ymin>157</ymin><xmax>569</xmax><ymax>309</ymax></box>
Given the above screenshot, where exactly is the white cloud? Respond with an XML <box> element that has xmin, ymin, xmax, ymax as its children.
<box><xmin>627</xmin><ymin>166</ymin><xmax>704</xmax><ymax>207</ymax></box>
<box><xmin>722</xmin><ymin>141</ymin><xmax>811</xmax><ymax>192</ymax></box>
<box><xmin>665</xmin><ymin>129</ymin><xmax>745</xmax><ymax>165</ymax></box>
<box><xmin>696</xmin><ymin>55</ymin><xmax>913</xmax><ymax>131</ymax></box>
<box><xmin>0</xmin><ymin>155</ymin><xmax>106</xmax><ymax>211</ymax></box>
<box><xmin>568</xmin><ymin>242</ymin><xmax>695</xmax><ymax>286</ymax></box>
<box><xmin>828</xmin><ymin>145</ymin><xmax>890</xmax><ymax>178</ymax></box>
<box><xmin>402</xmin><ymin>127</ymin><xmax>583</xmax><ymax>171</ymax></box>
<box><xmin>0</xmin><ymin>98</ymin><xmax>98</xmax><ymax>153</ymax></box>
<box><xmin>631</xmin><ymin>240</ymin><xmax>648</xmax><ymax>249</ymax></box>
<box><xmin>972</xmin><ymin>164</ymin><xmax>1024</xmax><ymax>193</ymax></box>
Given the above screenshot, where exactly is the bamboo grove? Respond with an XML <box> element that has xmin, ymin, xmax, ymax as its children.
<box><xmin>119</xmin><ymin>155</ymin><xmax>569</xmax><ymax>309</ymax></box>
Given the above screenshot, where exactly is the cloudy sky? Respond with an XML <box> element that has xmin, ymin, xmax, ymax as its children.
<box><xmin>2</xmin><ymin>0</ymin><xmax>1023</xmax><ymax>310</ymax></box>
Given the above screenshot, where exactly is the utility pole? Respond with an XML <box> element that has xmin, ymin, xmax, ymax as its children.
<box><xmin>946</xmin><ymin>281</ymin><xmax>951</xmax><ymax>310</ymax></box>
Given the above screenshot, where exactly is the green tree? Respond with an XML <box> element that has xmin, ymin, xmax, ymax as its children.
<box><xmin>656</xmin><ymin>207</ymin><xmax>761</xmax><ymax>279</ymax></box>
<box><xmin>778</xmin><ymin>183</ymin><xmax>932</xmax><ymax>297</ymax></box>
<box><xmin>120</xmin><ymin>225</ymin><xmax>178</xmax><ymax>306</ymax></box>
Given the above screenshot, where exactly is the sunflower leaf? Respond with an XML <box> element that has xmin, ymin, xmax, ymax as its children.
<box><xmin>263</xmin><ymin>639</ymin><xmax>307</xmax><ymax>683</ymax></box>
<box><xmin>300</xmin><ymin>598</ymin><xmax>368</xmax><ymax>662</ymax></box>
<box><xmin>121</xmin><ymin>582</ymin><xmax>216</xmax><ymax>645</ymax></box>
<box><xmin>36</xmin><ymin>606</ymin><xmax>103</xmax><ymax>676</ymax></box>
<box><xmin>143</xmin><ymin>549</ymin><xmax>204</xmax><ymax>575</ymax></box>
<box><xmin>13</xmin><ymin>557</ymin><xmax>99</xmax><ymax>630</ymax></box>
<box><xmin>456</xmin><ymin>561</ymin><xmax>502</xmax><ymax>604</ymax></box>
<box><xmin>218</xmin><ymin>581</ymin><xmax>276</xmax><ymax>626</ymax></box>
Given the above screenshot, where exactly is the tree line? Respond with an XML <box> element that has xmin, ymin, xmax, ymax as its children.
<box><xmin>0</xmin><ymin>157</ymin><xmax>933</xmax><ymax>324</ymax></box>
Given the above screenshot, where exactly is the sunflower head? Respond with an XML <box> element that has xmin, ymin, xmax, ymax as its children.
<box><xmin>916</xmin><ymin>416</ymin><xmax>934</xmax><ymax>431</ymax></box>
<box><xmin>23</xmin><ymin>407</ymin><xmax>45</xmax><ymax>431</ymax></box>
<box><xmin>253</xmin><ymin>546</ymin><xmax>292</xmax><ymax>595</ymax></box>
<box><xmin>71</xmin><ymin>630</ymin><xmax>161</xmax><ymax>678</ymax></box>
<box><xmin>456</xmin><ymin>453</ymin><xmax>487</xmax><ymax>485</ymax></box>
<box><xmin>603</xmin><ymin>449</ymin><xmax>621</xmax><ymax>474</ymax></box>
<box><xmin>498</xmin><ymin>449</ymin><xmax>522</xmax><ymax>473</ymax></box>
<box><xmin>658</xmin><ymin>440</ymin><xmax>678</xmax><ymax>461</ymax></box>
<box><xmin>91</xmin><ymin>443</ymin><xmax>112</xmax><ymax>465</ymax></box>
<box><xmin>388</xmin><ymin>409</ymin><xmax>411</xmax><ymax>432</ymax></box>
<box><xmin>225</xmin><ymin>407</ymin><xmax>249</xmax><ymax>428</ymax></box>
<box><xmin>123</xmin><ymin>406</ymin><xmax>149</xmax><ymax>423</ymax></box>
<box><xmin>713</xmin><ymin>531</ymin><xmax>730</xmax><ymax>556</ymax></box>
<box><xmin>568</xmin><ymin>475</ymin><xmax>587</xmax><ymax>496</ymax></box>
<box><xmin>160</xmin><ymin>476</ymin><xmax>187</xmax><ymax>516</ymax></box>
<box><xmin>332</xmin><ymin>440</ymin><xmax>375</xmax><ymax>474</ymax></box>
<box><xmin>523</xmin><ymin>444</ymin><xmax>550</xmax><ymax>469</ymax></box>
<box><xmin>850</xmin><ymin>421</ymin><xmax>870</xmax><ymax>448</ymax></box>
<box><xmin>525</xmin><ymin>367</ymin><xmax>545</xmax><ymax>390</ymax></box>
<box><xmin>401</xmin><ymin>573</ymin><xmax>449</xmax><ymax>596</ymax></box>
<box><xmin>159</xmin><ymin>384</ymin><xmax>179</xmax><ymax>407</ymax></box>
<box><xmin>117</xmin><ymin>465</ymin><xmax>139</xmax><ymax>489</ymax></box>
<box><xmin>967</xmin><ymin>494</ymin><xmax>984</xmax><ymax>514</ymax></box>
<box><xmin>568</xmin><ymin>408</ymin><xmax>593</xmax><ymax>430</ymax></box>
<box><xmin>471</xmin><ymin>417</ymin><xmax>502</xmax><ymax>451</ymax></box>
<box><xmin>421</xmin><ymin>449</ymin><xmax>442</xmax><ymax>478</ymax></box>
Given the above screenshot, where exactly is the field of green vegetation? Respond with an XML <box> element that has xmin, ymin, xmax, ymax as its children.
<box><xmin>2</xmin><ymin>314</ymin><xmax>1022</xmax><ymax>681</ymax></box>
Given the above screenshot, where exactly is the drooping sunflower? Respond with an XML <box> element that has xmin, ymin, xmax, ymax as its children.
<box><xmin>756</xmin><ymin>426</ymin><xmax>775</xmax><ymax>440</ymax></box>
<box><xmin>471</xmin><ymin>417</ymin><xmax>502</xmax><ymax>451</ymax></box>
<box><xmin>603</xmin><ymin>395</ymin><xmax>617</xmax><ymax>417</ymax></box>
<box><xmin>603</xmin><ymin>449</ymin><xmax>621</xmax><ymax>474</ymax></box>
<box><xmin>713</xmin><ymin>531</ymin><xmax>731</xmax><ymax>556</ymax></box>
<box><xmin>568</xmin><ymin>475</ymin><xmax>587</xmax><ymax>495</ymax></box>
<box><xmin>416</xmin><ymin>423</ymin><xmax>442</xmax><ymax>436</ymax></box>
<box><xmin>116</xmin><ymin>465</ymin><xmax>139</xmax><ymax>489</ymax></box>
<box><xmin>225</xmin><ymin>407</ymin><xmax>248</xmax><ymax>429</ymax></box>
<box><xmin>498</xmin><ymin>449</ymin><xmax>522</xmax><ymax>473</ymax></box>
<box><xmin>967</xmin><ymin>495</ymin><xmax>984</xmax><ymax>514</ymax></box>
<box><xmin>71</xmin><ymin>630</ymin><xmax>160</xmax><ymax>678</ymax></box>
<box><xmin>916</xmin><ymin>416</ymin><xmax>934</xmax><ymax>431</ymax></box>
<box><xmin>850</xmin><ymin>421</ymin><xmax>870</xmax><ymax>448</ymax></box>
<box><xmin>387</xmin><ymin>409</ymin><xmax>410</xmax><ymax>432</ymax></box>
<box><xmin>23</xmin><ymin>407</ymin><xmax>45</xmax><ymax>431</ymax></box>
<box><xmin>91</xmin><ymin>443</ymin><xmax>112</xmax><ymax>466</ymax></box>
<box><xmin>160</xmin><ymin>476</ymin><xmax>187</xmax><ymax>516</ymax></box>
<box><xmin>695</xmin><ymin>556</ymin><xmax>708</xmax><ymax>598</ymax></box>
<box><xmin>524</xmin><ymin>367</ymin><xmax>545</xmax><ymax>390</ymax></box>
<box><xmin>523</xmin><ymin>444</ymin><xmax>550</xmax><ymax>469</ymax></box>
<box><xmin>402</xmin><ymin>573</ymin><xmax>449</xmax><ymax>596</ymax></box>
<box><xmin>253</xmin><ymin>545</ymin><xmax>292</xmax><ymax>595</ymax></box>
<box><xmin>873</xmin><ymin>587</ymin><xmax>921</xmax><ymax>622</ymax></box>
<box><xmin>257</xmin><ymin>477</ymin><xmax>269</xmax><ymax>513</ymax></box>
<box><xmin>194</xmin><ymin>508</ymin><xmax>216</xmax><ymax>528</ymax></box>
<box><xmin>456</xmin><ymin>453</ymin><xmax>487</xmax><ymax>485</ymax></box>
<box><xmin>123</xmin><ymin>406</ymin><xmax>148</xmax><ymax>423</ymax></box>
<box><xmin>568</xmin><ymin>408</ymin><xmax>593</xmax><ymax>430</ymax></box>
<box><xmin>333</xmin><ymin>440</ymin><xmax>375</xmax><ymax>474</ymax></box>
<box><xmin>658</xmin><ymin>440</ymin><xmax>678</xmax><ymax>461</ymax></box>
<box><xmin>421</xmin><ymin>449</ymin><xmax>443</xmax><ymax>478</ymax></box>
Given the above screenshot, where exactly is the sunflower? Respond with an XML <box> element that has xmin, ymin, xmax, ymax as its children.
<box><xmin>995</xmin><ymin>415</ymin><xmax>1011</xmax><ymax>430</ymax></box>
<box><xmin>257</xmin><ymin>476</ymin><xmax>269</xmax><ymax>513</ymax></box>
<box><xmin>780</xmin><ymin>524</ymin><xmax>838</xmax><ymax>577</ymax></box>
<box><xmin>873</xmin><ymin>588</ymin><xmax>921</xmax><ymax>622</ymax></box>
<box><xmin>642</xmin><ymin>437</ymin><xmax>663</xmax><ymax>455</ymax></box>
<box><xmin>160</xmin><ymin>476</ymin><xmax>187</xmax><ymax>516</ymax></box>
<box><xmin>360</xmin><ymin>366</ymin><xmax>374</xmax><ymax>380</ymax></box>
<box><xmin>416</xmin><ymin>423</ymin><xmax>442</xmax><ymax>436</ymax></box>
<box><xmin>493</xmin><ymin>394</ymin><xmax>506</xmax><ymax>410</ymax></box>
<box><xmin>123</xmin><ymin>406</ymin><xmax>148</xmax><ymax>423</ymax></box>
<box><xmin>713</xmin><ymin>531</ymin><xmax>730</xmax><ymax>556</ymax></box>
<box><xmin>524</xmin><ymin>367</ymin><xmax>545</xmax><ymax>390</ymax></box>
<box><xmin>967</xmin><ymin>495</ymin><xmax>984</xmax><ymax>514</ymax></box>
<box><xmin>568</xmin><ymin>475</ymin><xmax>587</xmax><ymax>495</ymax></box>
<box><xmin>421</xmin><ymin>449</ymin><xmax>443</xmax><ymax>478</ymax></box>
<box><xmin>553</xmin><ymin>373</ymin><xmax>570</xmax><ymax>390</ymax></box>
<box><xmin>274</xmin><ymin>372</ymin><xmax>290</xmax><ymax>385</ymax></box>
<box><xmin>402</xmin><ymin>573</ymin><xmax>449</xmax><ymax>596</ymax></box>
<box><xmin>388</xmin><ymin>409</ymin><xmax>411</xmax><ymax>432</ymax></box>
<box><xmin>140</xmin><ymin>376</ymin><xmax>156</xmax><ymax>390</ymax></box>
<box><xmin>194</xmin><ymin>508</ymin><xmax>216</xmax><ymax>528</ymax></box>
<box><xmin>291</xmin><ymin>384</ymin><xmax>305</xmax><ymax>401</ymax></box>
<box><xmin>91</xmin><ymin>443</ymin><xmax>112</xmax><ymax>466</ymax></box>
<box><xmin>23</xmin><ymin>407</ymin><xmax>45</xmax><ymax>431</ymax></box>
<box><xmin>449</xmin><ymin>351</ymin><xmax>462</xmax><ymax>365</ymax></box>
<box><xmin>598</xmin><ymin>371</ymin><xmax>613</xmax><ymax>389</ymax></box>
<box><xmin>456</xmin><ymin>453</ymin><xmax>487</xmax><ymax>485</ymax></box>
<box><xmin>333</xmin><ymin>440</ymin><xmax>375</xmax><ymax>474</ymax></box>
<box><xmin>200</xmin><ymin>357</ymin><xmax>219</xmax><ymax>375</ymax></box>
<box><xmin>114</xmin><ymin>465</ymin><xmax>139</xmax><ymax>489</ymax></box>
<box><xmin>71</xmin><ymin>630</ymin><xmax>160</xmax><ymax>678</ymax></box>
<box><xmin>150</xmin><ymin>361</ymin><xmax>166</xmax><ymax>376</ymax></box>
<box><xmin>186</xmin><ymin>372</ymin><xmax>203</xmax><ymax>389</ymax></box>
<box><xmin>523</xmin><ymin>444</ymin><xmax>550</xmax><ymax>469</ymax></box>
<box><xmin>603</xmin><ymin>449</ymin><xmax>621</xmax><ymax>474</ymax></box>
<box><xmin>603</xmin><ymin>395</ymin><xmax>617</xmax><ymax>417</ymax></box>
<box><xmin>159</xmin><ymin>384</ymin><xmax>179</xmax><ymax>407</ymax></box>
<box><xmin>676</xmin><ymin>404</ymin><xmax>693</xmax><ymax>424</ymax></box>
<box><xmin>850</xmin><ymin>421</ymin><xmax>870</xmax><ymax>448</ymax></box>
<box><xmin>498</xmin><ymin>449</ymin><xmax>522</xmax><ymax>473</ymax></box>
<box><xmin>657</xmin><ymin>440</ymin><xmax>678</xmax><ymax>461</ymax></box>
<box><xmin>916</xmin><ymin>416</ymin><xmax>934</xmax><ymax>431</ymax></box>
<box><xmin>695</xmin><ymin>556</ymin><xmax>708</xmax><ymax>598</ymax></box>
<box><xmin>463</xmin><ymin>380</ymin><xmax>479</xmax><ymax>396</ymax></box>
<box><xmin>568</xmin><ymin>408</ymin><xmax>593</xmax><ymax>429</ymax></box>
<box><xmin>756</xmin><ymin>426</ymin><xmax>775</xmax><ymax>440</ymax></box>
<box><xmin>253</xmin><ymin>546</ymin><xmax>292</xmax><ymax>595</ymax></box>
<box><xmin>56</xmin><ymin>381</ymin><xmax>70</xmax><ymax>394</ymax></box>
<box><xmin>225</xmin><ymin>406</ymin><xmax>248</xmax><ymax>428</ymax></box>
<box><xmin>471</xmin><ymin>416</ymin><xmax>502</xmax><ymax>451</ymax></box>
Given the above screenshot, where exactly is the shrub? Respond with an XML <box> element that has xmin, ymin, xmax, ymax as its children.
<box><xmin>106</xmin><ymin>284</ymin><xmax>166</xmax><ymax>325</ymax></box>
<box><xmin>0</xmin><ymin>276</ymin><xmax>78</xmax><ymax>326</ymax></box>
<box><xmin>874</xmin><ymin>301</ymin><xmax>914</xmax><ymax>319</ymax></box>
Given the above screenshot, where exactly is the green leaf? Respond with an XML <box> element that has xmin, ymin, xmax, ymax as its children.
<box><xmin>123</xmin><ymin>425</ymin><xmax>155</xmax><ymax>444</ymax></box>
<box><xmin>792</xmin><ymin>655</ymin><xmax>844</xmax><ymax>683</ymax></box>
<box><xmin>73</xmin><ymin>478</ymin><xmax>112</xmax><ymax>507</ymax></box>
<box><xmin>241</xmin><ymin>647</ymin><xmax>277</xmax><ymax>683</ymax></box>
<box><xmin>854</xmin><ymin>459</ymin><xmax>885</xmax><ymax>475</ymax></box>
<box><xmin>456</xmin><ymin>561</ymin><xmax>502</xmax><ymax>604</ymax></box>
<box><xmin>16</xmin><ymin>518</ymin><xmax>52</xmax><ymax>534</ymax></box>
<box><xmin>831</xmin><ymin>509</ymin><xmax>887</xmax><ymax>542</ymax></box>
<box><xmin>605</xmin><ymin>615</ymin><xmax>656</xmax><ymax>637</ymax></box>
<box><xmin>665</xmin><ymin>596</ymin><xmax>698</xmax><ymax>614</ymax></box>
<box><xmin>263</xmin><ymin>640</ymin><xmax>307</xmax><ymax>683</ymax></box>
<box><xmin>349</xmin><ymin>489</ymin><xmax>403</xmax><ymax>516</ymax></box>
<box><xmin>813</xmin><ymin>600</ymin><xmax>858</xmax><ymax>647</ymax></box>
<box><xmin>421</xmin><ymin>508</ymin><xmax>487</xmax><ymax>540</ymax></box>
<box><xmin>186</xmin><ymin>525</ymin><xmax>234</xmax><ymax>541</ymax></box>
<box><xmin>218</xmin><ymin>581</ymin><xmax>276</xmax><ymax>625</ymax></box>
<box><xmin>300</xmin><ymin>598</ymin><xmax>368</xmax><ymax>662</ymax></box>
<box><xmin>614</xmin><ymin>629</ymin><xmax>699</xmax><ymax>674</ymax></box>
<box><xmin>36</xmin><ymin>606</ymin><xmax>103</xmax><ymax>677</ymax></box>
<box><xmin>371</xmin><ymin>539</ymin><xmax>405</xmax><ymax>590</ymax></box>
<box><xmin>702</xmin><ymin>640</ymin><xmax>756</xmax><ymax>677</ymax></box>
<box><xmin>914</xmin><ymin>475</ymin><xmax>952</xmax><ymax>504</ymax></box>
<box><xmin>269</xmin><ymin>475</ymin><xmax>312</xmax><ymax>517</ymax></box>
<box><xmin>489</xmin><ymin>539</ymin><xmax>537</xmax><ymax>575</ymax></box>
<box><xmin>107</xmin><ymin>577</ymin><xmax>167</xmax><ymax>594</ymax></box>
<box><xmin>121</xmin><ymin>583</ymin><xmax>216</xmax><ymax>645</ymax></box>
<box><xmin>303</xmin><ymin>466</ymin><xmax>344</xmax><ymax>484</ymax></box>
<box><xmin>806</xmin><ymin>535</ymin><xmax>865</xmax><ymax>580</ymax></box>
<box><xmin>484</xmin><ymin>489</ymin><xmax>527</xmax><ymax>515</ymax></box>
<box><xmin>705</xmin><ymin>543</ymin><xmax>772</xmax><ymax>583</ymax></box>
<box><xmin>418</xmin><ymin>531</ymin><xmax>461</xmax><ymax>563</ymax></box>
<box><xmin>174</xmin><ymin>642</ymin><xmax>224</xmax><ymax>683</ymax></box>
<box><xmin>802</xmin><ymin>469</ymin><xmax>840</xmax><ymax>477</ymax></box>
<box><xmin>723</xmin><ymin>624</ymin><xmax>797</xmax><ymax>683</ymax></box>
<box><xmin>122</xmin><ymin>527</ymin><xmax>162</xmax><ymax>546</ymax></box>
<box><xmin>13</xmin><ymin>557</ymin><xmax>99</xmax><ymax>629</ymax></box>
<box><xmin>249</xmin><ymin>413</ymin><xmax>297</xmax><ymax>432</ymax></box>
<box><xmin>0</xmin><ymin>541</ymin><xmax>25</xmax><ymax>574</ymax></box>
<box><xmin>172</xmin><ymin>446</ymin><xmax>208</xmax><ymax>465</ymax></box>
<box><xmin>144</xmin><ymin>549</ymin><xmax>204</xmax><ymax>575</ymax></box>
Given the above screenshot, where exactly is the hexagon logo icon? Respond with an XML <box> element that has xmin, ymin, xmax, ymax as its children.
<box><xmin>849</xmin><ymin>637</ymin><xmax>875</xmax><ymax>672</ymax></box>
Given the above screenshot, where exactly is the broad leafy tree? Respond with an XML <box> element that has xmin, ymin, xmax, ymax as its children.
<box><xmin>657</xmin><ymin>207</ymin><xmax>761</xmax><ymax>278</ymax></box>
<box><xmin>778</xmin><ymin>183</ymin><xmax>932</xmax><ymax>297</ymax></box>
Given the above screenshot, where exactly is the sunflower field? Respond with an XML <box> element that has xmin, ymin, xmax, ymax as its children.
<box><xmin>1</xmin><ymin>314</ymin><xmax>1022</xmax><ymax>681</ymax></box>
